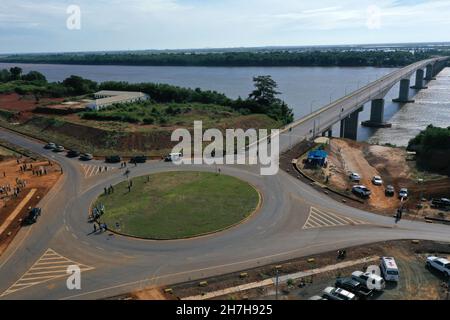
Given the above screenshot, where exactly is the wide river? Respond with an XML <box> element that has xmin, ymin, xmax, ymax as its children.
<box><xmin>1</xmin><ymin>62</ymin><xmax>448</xmax><ymax>146</ymax></box>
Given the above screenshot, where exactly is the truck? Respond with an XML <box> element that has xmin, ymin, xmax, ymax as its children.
<box><xmin>380</xmin><ymin>257</ymin><xmax>400</xmax><ymax>282</ymax></box>
<box><xmin>426</xmin><ymin>256</ymin><xmax>450</xmax><ymax>278</ymax></box>
<box><xmin>335</xmin><ymin>277</ymin><xmax>373</xmax><ymax>298</ymax></box>
<box><xmin>351</xmin><ymin>271</ymin><xmax>386</xmax><ymax>291</ymax></box>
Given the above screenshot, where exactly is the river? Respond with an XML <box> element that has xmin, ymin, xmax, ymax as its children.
<box><xmin>0</xmin><ymin>62</ymin><xmax>448</xmax><ymax>145</ymax></box>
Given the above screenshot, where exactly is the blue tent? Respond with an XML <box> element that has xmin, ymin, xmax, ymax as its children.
<box><xmin>307</xmin><ymin>150</ymin><xmax>328</xmax><ymax>166</ymax></box>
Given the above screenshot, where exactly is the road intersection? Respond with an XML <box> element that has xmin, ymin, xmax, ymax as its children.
<box><xmin>0</xmin><ymin>127</ymin><xmax>448</xmax><ymax>300</ymax></box>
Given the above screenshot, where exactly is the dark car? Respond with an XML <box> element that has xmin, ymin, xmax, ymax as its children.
<box><xmin>105</xmin><ymin>155</ymin><xmax>122</xmax><ymax>164</ymax></box>
<box><xmin>335</xmin><ymin>278</ymin><xmax>373</xmax><ymax>299</ymax></box>
<box><xmin>23</xmin><ymin>208</ymin><xmax>42</xmax><ymax>225</ymax></box>
<box><xmin>130</xmin><ymin>155</ymin><xmax>147</xmax><ymax>164</ymax></box>
<box><xmin>385</xmin><ymin>185</ymin><xmax>395</xmax><ymax>197</ymax></box>
<box><xmin>431</xmin><ymin>198</ymin><xmax>450</xmax><ymax>209</ymax></box>
<box><xmin>79</xmin><ymin>153</ymin><xmax>94</xmax><ymax>161</ymax></box>
<box><xmin>66</xmin><ymin>150</ymin><xmax>80</xmax><ymax>158</ymax></box>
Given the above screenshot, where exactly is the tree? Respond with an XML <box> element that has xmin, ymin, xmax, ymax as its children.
<box><xmin>248</xmin><ymin>75</ymin><xmax>280</xmax><ymax>106</ymax></box>
<box><xmin>0</xmin><ymin>69</ymin><xmax>11</xmax><ymax>82</ymax></box>
<box><xmin>9</xmin><ymin>67</ymin><xmax>22</xmax><ymax>80</ymax></box>
<box><xmin>62</xmin><ymin>75</ymin><xmax>98</xmax><ymax>95</ymax></box>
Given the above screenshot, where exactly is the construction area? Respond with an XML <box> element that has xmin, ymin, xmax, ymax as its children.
<box><xmin>0</xmin><ymin>140</ymin><xmax>62</xmax><ymax>255</ymax></box>
<box><xmin>295</xmin><ymin>138</ymin><xmax>450</xmax><ymax>222</ymax></box>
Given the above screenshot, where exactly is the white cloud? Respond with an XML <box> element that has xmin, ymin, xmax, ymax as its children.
<box><xmin>0</xmin><ymin>0</ymin><xmax>449</xmax><ymax>53</ymax></box>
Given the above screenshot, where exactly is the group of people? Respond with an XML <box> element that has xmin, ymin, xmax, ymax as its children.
<box><xmin>104</xmin><ymin>185</ymin><xmax>115</xmax><ymax>195</ymax></box>
<box><xmin>90</xmin><ymin>203</ymin><xmax>108</xmax><ymax>233</ymax></box>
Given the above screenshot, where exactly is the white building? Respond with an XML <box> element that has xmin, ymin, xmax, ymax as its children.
<box><xmin>87</xmin><ymin>90</ymin><xmax>150</xmax><ymax>111</ymax></box>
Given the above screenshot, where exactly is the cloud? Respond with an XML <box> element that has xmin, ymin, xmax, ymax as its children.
<box><xmin>0</xmin><ymin>0</ymin><xmax>449</xmax><ymax>53</ymax></box>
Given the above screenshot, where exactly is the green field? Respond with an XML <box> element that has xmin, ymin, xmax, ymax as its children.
<box><xmin>96</xmin><ymin>171</ymin><xmax>260</xmax><ymax>239</ymax></box>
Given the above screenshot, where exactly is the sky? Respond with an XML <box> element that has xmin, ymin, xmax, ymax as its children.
<box><xmin>0</xmin><ymin>0</ymin><xmax>450</xmax><ymax>54</ymax></box>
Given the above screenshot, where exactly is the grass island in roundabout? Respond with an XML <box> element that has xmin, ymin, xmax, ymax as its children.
<box><xmin>94</xmin><ymin>171</ymin><xmax>260</xmax><ymax>240</ymax></box>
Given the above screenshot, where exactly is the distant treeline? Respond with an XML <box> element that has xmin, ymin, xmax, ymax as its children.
<box><xmin>1</xmin><ymin>50</ymin><xmax>447</xmax><ymax>67</ymax></box>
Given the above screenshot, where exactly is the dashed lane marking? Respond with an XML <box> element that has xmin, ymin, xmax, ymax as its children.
<box><xmin>80</xmin><ymin>164</ymin><xmax>118</xmax><ymax>178</ymax></box>
<box><xmin>0</xmin><ymin>248</ymin><xmax>94</xmax><ymax>297</ymax></box>
<box><xmin>303</xmin><ymin>207</ymin><xmax>368</xmax><ymax>230</ymax></box>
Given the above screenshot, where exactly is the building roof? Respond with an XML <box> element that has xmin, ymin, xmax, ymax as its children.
<box><xmin>95</xmin><ymin>90</ymin><xmax>146</xmax><ymax>97</ymax></box>
<box><xmin>308</xmin><ymin>150</ymin><xmax>328</xmax><ymax>159</ymax></box>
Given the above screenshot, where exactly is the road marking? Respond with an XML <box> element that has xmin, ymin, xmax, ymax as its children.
<box><xmin>0</xmin><ymin>248</ymin><xmax>94</xmax><ymax>297</ymax></box>
<box><xmin>303</xmin><ymin>207</ymin><xmax>368</xmax><ymax>230</ymax></box>
<box><xmin>80</xmin><ymin>164</ymin><xmax>117</xmax><ymax>178</ymax></box>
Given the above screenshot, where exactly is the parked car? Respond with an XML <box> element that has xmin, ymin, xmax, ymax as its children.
<box><xmin>372</xmin><ymin>176</ymin><xmax>383</xmax><ymax>186</ymax></box>
<box><xmin>79</xmin><ymin>153</ymin><xmax>94</xmax><ymax>161</ymax></box>
<box><xmin>380</xmin><ymin>257</ymin><xmax>400</xmax><ymax>282</ymax></box>
<box><xmin>431</xmin><ymin>198</ymin><xmax>450</xmax><ymax>209</ymax></box>
<box><xmin>349</xmin><ymin>172</ymin><xmax>361</xmax><ymax>182</ymax></box>
<box><xmin>426</xmin><ymin>256</ymin><xmax>450</xmax><ymax>278</ymax></box>
<box><xmin>23</xmin><ymin>207</ymin><xmax>42</xmax><ymax>225</ymax></box>
<box><xmin>44</xmin><ymin>142</ymin><xmax>56</xmax><ymax>150</ymax></box>
<box><xmin>308</xmin><ymin>295</ymin><xmax>328</xmax><ymax>300</ymax></box>
<box><xmin>66</xmin><ymin>150</ymin><xmax>80</xmax><ymax>158</ymax></box>
<box><xmin>53</xmin><ymin>145</ymin><xmax>65</xmax><ymax>153</ymax></box>
<box><xmin>351</xmin><ymin>271</ymin><xmax>386</xmax><ymax>291</ymax></box>
<box><xmin>105</xmin><ymin>155</ymin><xmax>122</xmax><ymax>164</ymax></box>
<box><xmin>352</xmin><ymin>185</ymin><xmax>372</xmax><ymax>198</ymax></box>
<box><xmin>335</xmin><ymin>278</ymin><xmax>373</xmax><ymax>298</ymax></box>
<box><xmin>398</xmin><ymin>188</ymin><xmax>409</xmax><ymax>199</ymax></box>
<box><xmin>385</xmin><ymin>185</ymin><xmax>395</xmax><ymax>197</ymax></box>
<box><xmin>130</xmin><ymin>155</ymin><xmax>147</xmax><ymax>164</ymax></box>
<box><xmin>322</xmin><ymin>287</ymin><xmax>356</xmax><ymax>300</ymax></box>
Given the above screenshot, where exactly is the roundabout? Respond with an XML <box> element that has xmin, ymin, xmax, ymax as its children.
<box><xmin>95</xmin><ymin>171</ymin><xmax>261</xmax><ymax>240</ymax></box>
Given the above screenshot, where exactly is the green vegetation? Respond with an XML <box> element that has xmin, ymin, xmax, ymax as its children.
<box><xmin>81</xmin><ymin>102</ymin><xmax>240</xmax><ymax>126</ymax></box>
<box><xmin>408</xmin><ymin>125</ymin><xmax>450</xmax><ymax>174</ymax></box>
<box><xmin>0</xmin><ymin>67</ymin><xmax>98</xmax><ymax>97</ymax></box>
<box><xmin>98</xmin><ymin>75</ymin><xmax>294</xmax><ymax>124</ymax></box>
<box><xmin>96</xmin><ymin>171</ymin><xmax>259</xmax><ymax>239</ymax></box>
<box><xmin>0</xmin><ymin>50</ymin><xmax>445</xmax><ymax>67</ymax></box>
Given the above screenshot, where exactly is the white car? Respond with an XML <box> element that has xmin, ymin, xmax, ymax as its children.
<box><xmin>426</xmin><ymin>256</ymin><xmax>450</xmax><ymax>278</ymax></box>
<box><xmin>372</xmin><ymin>176</ymin><xmax>383</xmax><ymax>186</ymax></box>
<box><xmin>349</xmin><ymin>172</ymin><xmax>361</xmax><ymax>182</ymax></box>
<box><xmin>399</xmin><ymin>188</ymin><xmax>409</xmax><ymax>199</ymax></box>
<box><xmin>323</xmin><ymin>287</ymin><xmax>356</xmax><ymax>300</ymax></box>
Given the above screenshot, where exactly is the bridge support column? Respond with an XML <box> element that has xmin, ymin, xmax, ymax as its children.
<box><xmin>340</xmin><ymin>107</ymin><xmax>362</xmax><ymax>140</ymax></box>
<box><xmin>411</xmin><ymin>69</ymin><xmax>427</xmax><ymax>90</ymax></box>
<box><xmin>327</xmin><ymin>129</ymin><xmax>333</xmax><ymax>138</ymax></box>
<box><xmin>361</xmin><ymin>99</ymin><xmax>392</xmax><ymax>128</ymax></box>
<box><xmin>393</xmin><ymin>78</ymin><xmax>414</xmax><ymax>103</ymax></box>
<box><xmin>425</xmin><ymin>64</ymin><xmax>435</xmax><ymax>81</ymax></box>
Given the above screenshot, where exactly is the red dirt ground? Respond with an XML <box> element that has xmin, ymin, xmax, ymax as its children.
<box><xmin>0</xmin><ymin>93</ymin><xmax>64</xmax><ymax>112</ymax></box>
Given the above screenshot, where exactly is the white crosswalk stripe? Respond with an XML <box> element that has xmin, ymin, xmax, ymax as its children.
<box><xmin>303</xmin><ymin>207</ymin><xmax>368</xmax><ymax>230</ymax></box>
<box><xmin>0</xmin><ymin>249</ymin><xmax>94</xmax><ymax>297</ymax></box>
<box><xmin>81</xmin><ymin>164</ymin><xmax>117</xmax><ymax>178</ymax></box>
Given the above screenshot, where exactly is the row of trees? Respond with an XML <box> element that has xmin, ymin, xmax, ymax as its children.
<box><xmin>0</xmin><ymin>67</ymin><xmax>98</xmax><ymax>97</ymax></box>
<box><xmin>0</xmin><ymin>50</ymin><xmax>442</xmax><ymax>67</ymax></box>
<box><xmin>0</xmin><ymin>67</ymin><xmax>47</xmax><ymax>83</ymax></box>
<box><xmin>100</xmin><ymin>76</ymin><xmax>294</xmax><ymax>124</ymax></box>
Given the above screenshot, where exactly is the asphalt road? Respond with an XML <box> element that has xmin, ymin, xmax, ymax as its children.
<box><xmin>0</xmin><ymin>128</ymin><xmax>448</xmax><ymax>300</ymax></box>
